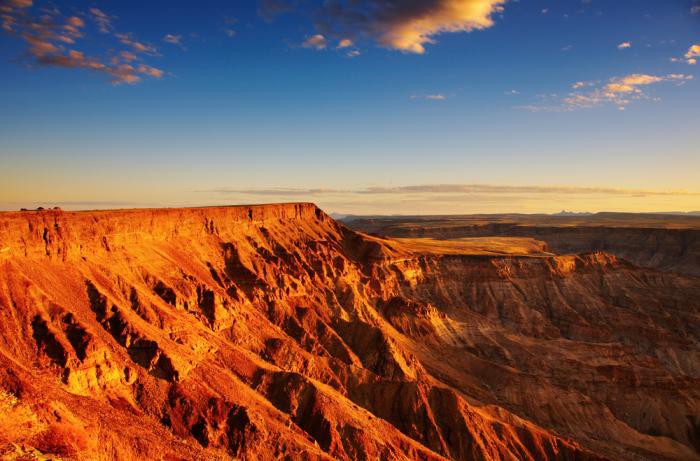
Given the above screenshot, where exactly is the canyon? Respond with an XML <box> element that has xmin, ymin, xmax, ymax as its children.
<box><xmin>345</xmin><ymin>213</ymin><xmax>700</xmax><ymax>277</ymax></box>
<box><xmin>0</xmin><ymin>204</ymin><xmax>698</xmax><ymax>460</ymax></box>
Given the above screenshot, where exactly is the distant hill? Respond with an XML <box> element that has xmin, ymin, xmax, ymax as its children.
<box><xmin>553</xmin><ymin>210</ymin><xmax>593</xmax><ymax>216</ymax></box>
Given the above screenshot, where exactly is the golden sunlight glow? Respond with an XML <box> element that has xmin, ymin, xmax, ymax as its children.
<box><xmin>379</xmin><ymin>0</ymin><xmax>505</xmax><ymax>53</ymax></box>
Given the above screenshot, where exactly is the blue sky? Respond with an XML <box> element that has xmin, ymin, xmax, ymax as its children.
<box><xmin>1</xmin><ymin>0</ymin><xmax>699</xmax><ymax>214</ymax></box>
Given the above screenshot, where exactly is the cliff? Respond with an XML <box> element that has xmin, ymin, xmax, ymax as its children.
<box><xmin>345</xmin><ymin>217</ymin><xmax>700</xmax><ymax>276</ymax></box>
<box><xmin>0</xmin><ymin>205</ymin><xmax>698</xmax><ymax>460</ymax></box>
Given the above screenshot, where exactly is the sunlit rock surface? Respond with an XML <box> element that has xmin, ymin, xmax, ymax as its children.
<box><xmin>0</xmin><ymin>204</ymin><xmax>697</xmax><ymax>460</ymax></box>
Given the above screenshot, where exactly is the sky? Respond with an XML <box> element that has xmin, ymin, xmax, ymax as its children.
<box><xmin>0</xmin><ymin>0</ymin><xmax>699</xmax><ymax>214</ymax></box>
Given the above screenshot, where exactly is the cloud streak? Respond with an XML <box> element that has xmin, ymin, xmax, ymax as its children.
<box><xmin>204</xmin><ymin>183</ymin><xmax>700</xmax><ymax>214</ymax></box>
<box><xmin>521</xmin><ymin>73</ymin><xmax>693</xmax><ymax>112</ymax></box>
<box><xmin>258</xmin><ymin>0</ymin><xmax>296</xmax><ymax>21</ymax></box>
<box><xmin>411</xmin><ymin>93</ymin><xmax>447</xmax><ymax>100</ymax></box>
<box><xmin>211</xmin><ymin>184</ymin><xmax>699</xmax><ymax>197</ymax></box>
<box><xmin>1</xmin><ymin>1</ymin><xmax>164</xmax><ymax>84</ymax></box>
<box><xmin>89</xmin><ymin>8</ymin><xmax>113</xmax><ymax>34</ymax></box>
<box><xmin>163</xmin><ymin>34</ymin><xmax>187</xmax><ymax>51</ymax></box>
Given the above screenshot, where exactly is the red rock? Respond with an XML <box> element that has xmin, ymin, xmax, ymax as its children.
<box><xmin>0</xmin><ymin>204</ymin><xmax>696</xmax><ymax>460</ymax></box>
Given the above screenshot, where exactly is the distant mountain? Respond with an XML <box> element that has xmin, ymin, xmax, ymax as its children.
<box><xmin>553</xmin><ymin>210</ymin><xmax>594</xmax><ymax>216</ymax></box>
<box><xmin>328</xmin><ymin>212</ymin><xmax>351</xmax><ymax>221</ymax></box>
<box><xmin>651</xmin><ymin>211</ymin><xmax>700</xmax><ymax>216</ymax></box>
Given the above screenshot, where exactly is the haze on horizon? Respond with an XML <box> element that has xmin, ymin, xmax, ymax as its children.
<box><xmin>1</xmin><ymin>0</ymin><xmax>698</xmax><ymax>215</ymax></box>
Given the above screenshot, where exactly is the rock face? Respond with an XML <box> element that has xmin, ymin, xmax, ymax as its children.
<box><xmin>0</xmin><ymin>204</ymin><xmax>698</xmax><ymax>460</ymax></box>
<box><xmin>344</xmin><ymin>214</ymin><xmax>700</xmax><ymax>277</ymax></box>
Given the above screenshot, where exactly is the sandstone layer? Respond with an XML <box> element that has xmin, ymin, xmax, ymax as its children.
<box><xmin>0</xmin><ymin>204</ymin><xmax>698</xmax><ymax>460</ymax></box>
<box><xmin>345</xmin><ymin>214</ymin><xmax>700</xmax><ymax>276</ymax></box>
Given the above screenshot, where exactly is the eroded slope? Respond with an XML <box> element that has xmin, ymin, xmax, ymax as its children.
<box><xmin>0</xmin><ymin>205</ymin><xmax>697</xmax><ymax>460</ymax></box>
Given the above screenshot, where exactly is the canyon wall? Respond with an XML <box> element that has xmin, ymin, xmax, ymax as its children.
<box><xmin>346</xmin><ymin>219</ymin><xmax>700</xmax><ymax>276</ymax></box>
<box><xmin>0</xmin><ymin>205</ymin><xmax>698</xmax><ymax>460</ymax></box>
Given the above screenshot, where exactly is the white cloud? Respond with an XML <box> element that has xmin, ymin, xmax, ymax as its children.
<box><xmin>164</xmin><ymin>34</ymin><xmax>182</xmax><ymax>45</ymax></box>
<box><xmin>411</xmin><ymin>94</ymin><xmax>447</xmax><ymax>101</ymax></box>
<box><xmin>617</xmin><ymin>42</ymin><xmax>631</xmax><ymax>49</ymax></box>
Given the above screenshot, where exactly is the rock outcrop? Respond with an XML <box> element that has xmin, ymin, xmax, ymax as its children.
<box><xmin>345</xmin><ymin>214</ymin><xmax>700</xmax><ymax>276</ymax></box>
<box><xmin>0</xmin><ymin>204</ymin><xmax>697</xmax><ymax>460</ymax></box>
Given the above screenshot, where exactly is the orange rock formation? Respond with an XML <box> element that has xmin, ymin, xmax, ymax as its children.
<box><xmin>0</xmin><ymin>204</ymin><xmax>697</xmax><ymax>460</ymax></box>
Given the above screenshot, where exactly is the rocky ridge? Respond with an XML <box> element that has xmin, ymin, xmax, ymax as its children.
<box><xmin>0</xmin><ymin>204</ymin><xmax>697</xmax><ymax>460</ymax></box>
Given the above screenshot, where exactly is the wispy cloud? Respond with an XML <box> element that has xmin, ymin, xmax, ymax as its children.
<box><xmin>1</xmin><ymin>2</ymin><xmax>164</xmax><ymax>84</ymax></box>
<box><xmin>411</xmin><ymin>93</ymin><xmax>447</xmax><ymax>101</ymax></box>
<box><xmin>1</xmin><ymin>0</ymin><xmax>33</xmax><ymax>7</ymax></box>
<box><xmin>115</xmin><ymin>33</ymin><xmax>158</xmax><ymax>55</ymax></box>
<box><xmin>617</xmin><ymin>41</ymin><xmax>631</xmax><ymax>49</ymax></box>
<box><xmin>361</xmin><ymin>184</ymin><xmax>698</xmax><ymax>196</ymax></box>
<box><xmin>214</xmin><ymin>187</ymin><xmax>340</xmax><ymax>196</ymax></box>
<box><xmin>221</xmin><ymin>16</ymin><xmax>238</xmax><ymax>39</ymax></box>
<box><xmin>302</xmin><ymin>34</ymin><xmax>328</xmax><ymax>50</ymax></box>
<box><xmin>520</xmin><ymin>73</ymin><xmax>693</xmax><ymax>112</ymax></box>
<box><xmin>258</xmin><ymin>0</ymin><xmax>296</xmax><ymax>21</ymax></box>
<box><xmin>203</xmin><ymin>183</ymin><xmax>700</xmax><ymax>214</ymax></box>
<box><xmin>89</xmin><ymin>8</ymin><xmax>113</xmax><ymax>34</ymax></box>
<box><xmin>164</xmin><ymin>34</ymin><xmax>183</xmax><ymax>47</ymax></box>
<box><xmin>163</xmin><ymin>34</ymin><xmax>180</xmax><ymax>44</ymax></box>
<box><xmin>211</xmin><ymin>184</ymin><xmax>699</xmax><ymax>197</ymax></box>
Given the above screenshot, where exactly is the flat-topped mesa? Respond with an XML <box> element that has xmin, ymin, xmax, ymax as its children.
<box><xmin>0</xmin><ymin>203</ymin><xmax>697</xmax><ymax>460</ymax></box>
<box><xmin>0</xmin><ymin>203</ymin><xmax>331</xmax><ymax>260</ymax></box>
